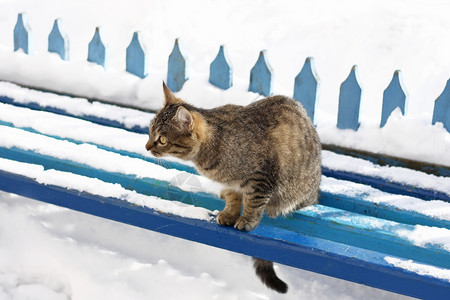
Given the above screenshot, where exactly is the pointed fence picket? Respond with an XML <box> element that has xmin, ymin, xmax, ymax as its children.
<box><xmin>48</xmin><ymin>18</ymin><xmax>69</xmax><ymax>61</ymax></box>
<box><xmin>209</xmin><ymin>45</ymin><xmax>233</xmax><ymax>90</ymax></box>
<box><xmin>294</xmin><ymin>57</ymin><xmax>320</xmax><ymax>124</ymax></box>
<box><xmin>433</xmin><ymin>79</ymin><xmax>450</xmax><ymax>132</ymax></box>
<box><xmin>87</xmin><ymin>27</ymin><xmax>108</xmax><ymax>69</ymax></box>
<box><xmin>167</xmin><ymin>38</ymin><xmax>188</xmax><ymax>92</ymax></box>
<box><xmin>13</xmin><ymin>13</ymin><xmax>32</xmax><ymax>55</ymax></box>
<box><xmin>381</xmin><ymin>71</ymin><xmax>408</xmax><ymax>128</ymax></box>
<box><xmin>337</xmin><ymin>66</ymin><xmax>362</xmax><ymax>131</ymax></box>
<box><xmin>6</xmin><ymin>13</ymin><xmax>450</xmax><ymax>134</ymax></box>
<box><xmin>126</xmin><ymin>32</ymin><xmax>148</xmax><ymax>78</ymax></box>
<box><xmin>249</xmin><ymin>50</ymin><xmax>273</xmax><ymax>97</ymax></box>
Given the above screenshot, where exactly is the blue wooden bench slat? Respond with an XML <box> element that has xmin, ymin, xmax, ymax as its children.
<box><xmin>1</xmin><ymin>141</ymin><xmax>449</xmax><ymax>270</ymax></box>
<box><xmin>1</xmin><ymin>97</ymin><xmax>448</xmax><ymax>204</ymax></box>
<box><xmin>0</xmin><ymin>168</ymin><xmax>449</xmax><ymax>299</ymax></box>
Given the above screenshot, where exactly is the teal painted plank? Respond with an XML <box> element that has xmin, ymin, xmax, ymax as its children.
<box><xmin>88</xmin><ymin>27</ymin><xmax>108</xmax><ymax>69</ymax></box>
<box><xmin>1</xmin><ymin>142</ymin><xmax>449</xmax><ymax>269</ymax></box>
<box><xmin>433</xmin><ymin>79</ymin><xmax>450</xmax><ymax>133</ymax></box>
<box><xmin>381</xmin><ymin>70</ymin><xmax>408</xmax><ymax>127</ymax></box>
<box><xmin>293</xmin><ymin>57</ymin><xmax>320</xmax><ymax>125</ymax></box>
<box><xmin>337</xmin><ymin>66</ymin><xmax>362</xmax><ymax>130</ymax></box>
<box><xmin>209</xmin><ymin>45</ymin><xmax>233</xmax><ymax>90</ymax></box>
<box><xmin>249</xmin><ymin>50</ymin><xmax>273</xmax><ymax>97</ymax></box>
<box><xmin>13</xmin><ymin>13</ymin><xmax>32</xmax><ymax>55</ymax></box>
<box><xmin>2</xmin><ymin>110</ymin><xmax>449</xmax><ymax>225</ymax></box>
<box><xmin>126</xmin><ymin>31</ymin><xmax>148</xmax><ymax>78</ymax></box>
<box><xmin>48</xmin><ymin>18</ymin><xmax>69</xmax><ymax>60</ymax></box>
<box><xmin>167</xmin><ymin>38</ymin><xmax>188</xmax><ymax>92</ymax></box>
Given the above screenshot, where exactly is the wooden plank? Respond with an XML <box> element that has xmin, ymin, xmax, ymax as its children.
<box><xmin>13</xmin><ymin>13</ymin><xmax>32</xmax><ymax>55</ymax></box>
<box><xmin>433</xmin><ymin>79</ymin><xmax>450</xmax><ymax>133</ymax></box>
<box><xmin>1</xmin><ymin>101</ymin><xmax>447</xmax><ymax>203</ymax></box>
<box><xmin>0</xmin><ymin>168</ymin><xmax>449</xmax><ymax>299</ymax></box>
<box><xmin>1</xmin><ymin>142</ymin><xmax>449</xmax><ymax>268</ymax></box>
<box><xmin>337</xmin><ymin>65</ymin><xmax>362</xmax><ymax>130</ymax></box>
<box><xmin>126</xmin><ymin>31</ymin><xmax>148</xmax><ymax>78</ymax></box>
<box><xmin>209</xmin><ymin>45</ymin><xmax>233</xmax><ymax>90</ymax></box>
<box><xmin>293</xmin><ymin>57</ymin><xmax>319</xmax><ymax>125</ymax></box>
<box><xmin>249</xmin><ymin>50</ymin><xmax>273</xmax><ymax>97</ymax></box>
<box><xmin>167</xmin><ymin>38</ymin><xmax>188</xmax><ymax>92</ymax></box>
<box><xmin>381</xmin><ymin>70</ymin><xmax>408</xmax><ymax>127</ymax></box>
<box><xmin>87</xmin><ymin>27</ymin><xmax>108</xmax><ymax>69</ymax></box>
<box><xmin>48</xmin><ymin>18</ymin><xmax>69</xmax><ymax>61</ymax></box>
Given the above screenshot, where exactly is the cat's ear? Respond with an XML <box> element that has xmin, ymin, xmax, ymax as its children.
<box><xmin>162</xmin><ymin>82</ymin><xmax>183</xmax><ymax>106</ymax></box>
<box><xmin>175</xmin><ymin>106</ymin><xmax>194</xmax><ymax>132</ymax></box>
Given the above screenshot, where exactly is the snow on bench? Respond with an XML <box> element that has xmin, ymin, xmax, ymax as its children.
<box><xmin>0</xmin><ymin>87</ymin><xmax>449</xmax><ymax>298</ymax></box>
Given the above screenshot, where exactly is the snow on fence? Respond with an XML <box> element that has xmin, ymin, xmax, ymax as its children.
<box><xmin>12</xmin><ymin>13</ymin><xmax>450</xmax><ymax>132</ymax></box>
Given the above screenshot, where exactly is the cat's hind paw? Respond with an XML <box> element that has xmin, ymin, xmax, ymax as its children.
<box><xmin>234</xmin><ymin>216</ymin><xmax>259</xmax><ymax>231</ymax></box>
<box><xmin>216</xmin><ymin>211</ymin><xmax>239</xmax><ymax>226</ymax></box>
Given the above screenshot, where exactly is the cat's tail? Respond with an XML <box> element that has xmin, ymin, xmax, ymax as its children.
<box><xmin>253</xmin><ymin>258</ymin><xmax>288</xmax><ymax>293</ymax></box>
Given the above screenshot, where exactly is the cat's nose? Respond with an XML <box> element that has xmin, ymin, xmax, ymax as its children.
<box><xmin>145</xmin><ymin>140</ymin><xmax>152</xmax><ymax>151</ymax></box>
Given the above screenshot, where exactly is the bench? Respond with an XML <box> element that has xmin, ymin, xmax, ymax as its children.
<box><xmin>0</xmin><ymin>84</ymin><xmax>449</xmax><ymax>299</ymax></box>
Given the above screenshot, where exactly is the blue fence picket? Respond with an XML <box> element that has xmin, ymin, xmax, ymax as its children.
<box><xmin>13</xmin><ymin>13</ymin><xmax>32</xmax><ymax>55</ymax></box>
<box><xmin>432</xmin><ymin>79</ymin><xmax>450</xmax><ymax>133</ymax></box>
<box><xmin>209</xmin><ymin>45</ymin><xmax>233</xmax><ymax>90</ymax></box>
<box><xmin>249</xmin><ymin>50</ymin><xmax>273</xmax><ymax>97</ymax></box>
<box><xmin>294</xmin><ymin>57</ymin><xmax>320</xmax><ymax>125</ymax></box>
<box><xmin>337</xmin><ymin>66</ymin><xmax>362</xmax><ymax>130</ymax></box>
<box><xmin>381</xmin><ymin>70</ymin><xmax>408</xmax><ymax>128</ymax></box>
<box><xmin>167</xmin><ymin>38</ymin><xmax>188</xmax><ymax>92</ymax></box>
<box><xmin>48</xmin><ymin>18</ymin><xmax>69</xmax><ymax>61</ymax></box>
<box><xmin>87</xmin><ymin>27</ymin><xmax>108</xmax><ymax>69</ymax></box>
<box><xmin>126</xmin><ymin>31</ymin><xmax>148</xmax><ymax>78</ymax></box>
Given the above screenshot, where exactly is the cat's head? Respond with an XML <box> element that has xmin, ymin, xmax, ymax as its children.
<box><xmin>145</xmin><ymin>83</ymin><xmax>206</xmax><ymax>160</ymax></box>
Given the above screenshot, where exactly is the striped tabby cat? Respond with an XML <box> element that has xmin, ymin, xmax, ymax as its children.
<box><xmin>146</xmin><ymin>83</ymin><xmax>322</xmax><ymax>293</ymax></box>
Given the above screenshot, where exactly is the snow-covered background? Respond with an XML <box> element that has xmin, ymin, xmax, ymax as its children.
<box><xmin>0</xmin><ymin>0</ymin><xmax>449</xmax><ymax>165</ymax></box>
<box><xmin>0</xmin><ymin>0</ymin><xmax>449</xmax><ymax>299</ymax></box>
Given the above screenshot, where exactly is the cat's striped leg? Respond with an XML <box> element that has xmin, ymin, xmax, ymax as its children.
<box><xmin>234</xmin><ymin>191</ymin><xmax>270</xmax><ymax>231</ymax></box>
<box><xmin>216</xmin><ymin>189</ymin><xmax>242</xmax><ymax>226</ymax></box>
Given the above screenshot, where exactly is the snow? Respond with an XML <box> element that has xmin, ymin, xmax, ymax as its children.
<box><xmin>0</xmin><ymin>125</ymin><xmax>222</xmax><ymax>195</ymax></box>
<box><xmin>0</xmin><ymin>0</ymin><xmax>449</xmax><ymax>165</ymax></box>
<box><xmin>0</xmin><ymin>157</ymin><xmax>212</xmax><ymax>221</ymax></box>
<box><xmin>321</xmin><ymin>176</ymin><xmax>450</xmax><ymax>220</ymax></box>
<box><xmin>385</xmin><ymin>257</ymin><xmax>450</xmax><ymax>283</ymax></box>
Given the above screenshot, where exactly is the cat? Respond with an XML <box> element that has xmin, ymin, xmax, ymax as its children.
<box><xmin>146</xmin><ymin>82</ymin><xmax>322</xmax><ymax>293</ymax></box>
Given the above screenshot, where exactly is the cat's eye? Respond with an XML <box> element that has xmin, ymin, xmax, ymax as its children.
<box><xmin>159</xmin><ymin>136</ymin><xmax>168</xmax><ymax>145</ymax></box>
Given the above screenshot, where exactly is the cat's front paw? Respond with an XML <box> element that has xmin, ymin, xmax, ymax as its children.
<box><xmin>216</xmin><ymin>211</ymin><xmax>239</xmax><ymax>226</ymax></box>
<box><xmin>234</xmin><ymin>216</ymin><xmax>259</xmax><ymax>231</ymax></box>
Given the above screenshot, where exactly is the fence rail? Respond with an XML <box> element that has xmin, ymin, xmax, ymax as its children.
<box><xmin>11</xmin><ymin>13</ymin><xmax>450</xmax><ymax>133</ymax></box>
